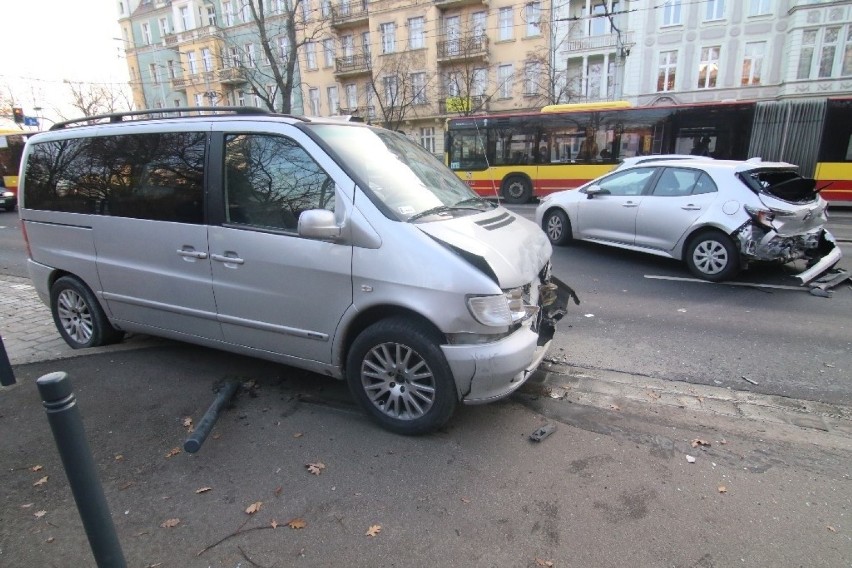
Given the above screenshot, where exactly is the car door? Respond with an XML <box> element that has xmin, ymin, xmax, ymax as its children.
<box><xmin>207</xmin><ymin>126</ymin><xmax>353</xmax><ymax>364</ymax></box>
<box><xmin>634</xmin><ymin>167</ymin><xmax>718</xmax><ymax>251</ymax></box>
<box><xmin>576</xmin><ymin>167</ymin><xmax>658</xmax><ymax>244</ymax></box>
<box><xmin>93</xmin><ymin>130</ymin><xmax>223</xmax><ymax>341</ymax></box>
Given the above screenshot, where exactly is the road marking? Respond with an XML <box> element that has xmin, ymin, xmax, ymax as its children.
<box><xmin>644</xmin><ymin>274</ymin><xmax>806</xmax><ymax>291</ymax></box>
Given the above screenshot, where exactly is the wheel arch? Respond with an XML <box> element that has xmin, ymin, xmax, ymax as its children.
<box><xmin>500</xmin><ymin>172</ymin><xmax>534</xmax><ymax>203</ymax></box>
<box><xmin>677</xmin><ymin>224</ymin><xmax>740</xmax><ymax>261</ymax></box>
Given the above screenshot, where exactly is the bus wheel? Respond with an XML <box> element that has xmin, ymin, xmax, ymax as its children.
<box><xmin>502</xmin><ymin>176</ymin><xmax>532</xmax><ymax>204</ymax></box>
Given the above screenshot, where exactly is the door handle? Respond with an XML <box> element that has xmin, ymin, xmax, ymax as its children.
<box><xmin>681</xmin><ymin>205</ymin><xmax>701</xmax><ymax>211</ymax></box>
<box><xmin>177</xmin><ymin>248</ymin><xmax>208</xmax><ymax>260</ymax></box>
<box><xmin>211</xmin><ymin>253</ymin><xmax>245</xmax><ymax>265</ymax></box>
<box><xmin>622</xmin><ymin>201</ymin><xmax>639</xmax><ymax>208</ymax></box>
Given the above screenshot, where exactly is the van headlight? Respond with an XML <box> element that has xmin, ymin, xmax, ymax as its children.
<box><xmin>467</xmin><ymin>288</ymin><xmax>537</xmax><ymax>327</ymax></box>
<box><xmin>1</xmin><ymin>191</ymin><xmax>13</xmax><ymax>198</ymax></box>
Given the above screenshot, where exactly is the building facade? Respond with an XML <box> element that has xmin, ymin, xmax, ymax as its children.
<box><xmin>117</xmin><ymin>0</ymin><xmax>852</xmax><ymax>154</ymax></box>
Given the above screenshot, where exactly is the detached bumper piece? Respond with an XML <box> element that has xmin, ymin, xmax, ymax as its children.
<box><xmin>794</xmin><ymin>230</ymin><xmax>843</xmax><ymax>286</ymax></box>
<box><xmin>737</xmin><ymin>224</ymin><xmax>843</xmax><ymax>286</ymax></box>
<box><xmin>808</xmin><ymin>268</ymin><xmax>850</xmax><ymax>298</ymax></box>
<box><xmin>536</xmin><ymin>276</ymin><xmax>580</xmax><ymax>346</ymax></box>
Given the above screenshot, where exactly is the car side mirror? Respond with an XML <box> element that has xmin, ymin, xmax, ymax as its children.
<box><xmin>585</xmin><ymin>185</ymin><xmax>609</xmax><ymax>199</ymax></box>
<box><xmin>298</xmin><ymin>209</ymin><xmax>341</xmax><ymax>240</ymax></box>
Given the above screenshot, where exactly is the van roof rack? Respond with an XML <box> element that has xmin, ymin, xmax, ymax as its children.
<box><xmin>49</xmin><ymin>106</ymin><xmax>282</xmax><ymax>131</ymax></box>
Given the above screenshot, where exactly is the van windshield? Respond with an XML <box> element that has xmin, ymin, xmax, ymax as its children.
<box><xmin>309</xmin><ymin>124</ymin><xmax>492</xmax><ymax>221</ymax></box>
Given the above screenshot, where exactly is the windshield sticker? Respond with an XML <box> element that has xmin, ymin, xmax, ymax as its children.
<box><xmin>398</xmin><ymin>205</ymin><xmax>415</xmax><ymax>215</ymax></box>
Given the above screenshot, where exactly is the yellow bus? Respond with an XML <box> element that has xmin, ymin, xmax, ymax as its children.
<box><xmin>445</xmin><ymin>99</ymin><xmax>852</xmax><ymax>205</ymax></box>
<box><xmin>0</xmin><ymin>128</ymin><xmax>34</xmax><ymax>210</ymax></box>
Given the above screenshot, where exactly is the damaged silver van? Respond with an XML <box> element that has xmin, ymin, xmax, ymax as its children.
<box><xmin>19</xmin><ymin>108</ymin><xmax>576</xmax><ymax>434</ymax></box>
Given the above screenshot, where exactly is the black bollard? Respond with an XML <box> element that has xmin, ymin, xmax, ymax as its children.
<box><xmin>184</xmin><ymin>380</ymin><xmax>240</xmax><ymax>454</ymax></box>
<box><xmin>0</xmin><ymin>335</ymin><xmax>15</xmax><ymax>386</ymax></box>
<box><xmin>37</xmin><ymin>372</ymin><xmax>126</xmax><ymax>568</ymax></box>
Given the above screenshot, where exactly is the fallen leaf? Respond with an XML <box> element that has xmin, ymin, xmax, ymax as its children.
<box><xmin>164</xmin><ymin>448</ymin><xmax>181</xmax><ymax>459</ymax></box>
<box><xmin>609</xmin><ymin>404</ymin><xmax>620</xmax><ymax>411</ymax></box>
<box><xmin>160</xmin><ymin>518</ymin><xmax>180</xmax><ymax>528</ymax></box>
<box><xmin>719</xmin><ymin>439</ymin><xmax>727</xmax><ymax>445</ymax></box>
<box><xmin>212</xmin><ymin>432</ymin><xmax>221</xmax><ymax>440</ymax></box>
<box><xmin>271</xmin><ymin>519</ymin><xmax>279</xmax><ymax>529</ymax></box>
<box><xmin>31</xmin><ymin>465</ymin><xmax>43</xmax><ymax>472</ymax></box>
<box><xmin>33</xmin><ymin>476</ymin><xmax>49</xmax><ymax>487</ymax></box>
<box><xmin>535</xmin><ymin>559</ymin><xmax>554</xmax><ymax>567</ymax></box>
<box><xmin>647</xmin><ymin>392</ymin><xmax>661</xmax><ymax>400</ymax></box>
<box><xmin>182</xmin><ymin>417</ymin><xmax>193</xmax><ymax>428</ymax></box>
<box><xmin>307</xmin><ymin>462</ymin><xmax>326</xmax><ymax>475</ymax></box>
<box><xmin>366</xmin><ymin>524</ymin><xmax>382</xmax><ymax>537</ymax></box>
<box><xmin>245</xmin><ymin>501</ymin><xmax>263</xmax><ymax>515</ymax></box>
<box><xmin>287</xmin><ymin>518</ymin><xmax>307</xmax><ymax>529</ymax></box>
<box><xmin>685</xmin><ymin>455</ymin><xmax>696</xmax><ymax>464</ymax></box>
<box><xmin>46</xmin><ymin>537</ymin><xmax>54</xmax><ymax>543</ymax></box>
<box><xmin>293</xmin><ymin>432</ymin><xmax>303</xmax><ymax>438</ymax></box>
<box><xmin>195</xmin><ymin>487</ymin><xmax>212</xmax><ymax>494</ymax></box>
<box><xmin>718</xmin><ymin>485</ymin><xmax>727</xmax><ymax>493</ymax></box>
<box><xmin>119</xmin><ymin>481</ymin><xmax>135</xmax><ymax>490</ymax></box>
<box><xmin>691</xmin><ymin>439</ymin><xmax>711</xmax><ymax>448</ymax></box>
<box><xmin>274</xmin><ymin>486</ymin><xmax>283</xmax><ymax>497</ymax></box>
<box><xmin>21</xmin><ymin>503</ymin><xmax>33</xmax><ymax>509</ymax></box>
<box><xmin>827</xmin><ymin>525</ymin><xmax>836</xmax><ymax>533</ymax></box>
<box><xmin>460</xmin><ymin>497</ymin><xmax>471</xmax><ymax>504</ymax></box>
<box><xmin>114</xmin><ymin>454</ymin><xmax>124</xmax><ymax>461</ymax></box>
<box><xmin>34</xmin><ymin>510</ymin><xmax>47</xmax><ymax>519</ymax></box>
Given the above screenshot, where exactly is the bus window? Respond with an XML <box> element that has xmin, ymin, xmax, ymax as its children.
<box><xmin>448</xmin><ymin>130</ymin><xmax>488</xmax><ymax>170</ymax></box>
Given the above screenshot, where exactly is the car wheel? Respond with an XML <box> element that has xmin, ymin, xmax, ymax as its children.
<box><xmin>346</xmin><ymin>318</ymin><xmax>457</xmax><ymax>435</ymax></box>
<box><xmin>502</xmin><ymin>176</ymin><xmax>532</xmax><ymax>204</ymax></box>
<box><xmin>50</xmin><ymin>276</ymin><xmax>125</xmax><ymax>349</ymax></box>
<box><xmin>543</xmin><ymin>208</ymin><xmax>573</xmax><ymax>246</ymax></box>
<box><xmin>685</xmin><ymin>231</ymin><xmax>740</xmax><ymax>282</ymax></box>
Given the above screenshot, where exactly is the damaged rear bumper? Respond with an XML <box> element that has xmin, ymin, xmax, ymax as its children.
<box><xmin>736</xmin><ymin>224</ymin><xmax>843</xmax><ymax>285</ymax></box>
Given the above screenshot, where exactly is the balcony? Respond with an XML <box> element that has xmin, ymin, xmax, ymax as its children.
<box><xmin>218</xmin><ymin>66</ymin><xmax>248</xmax><ymax>85</ymax></box>
<box><xmin>438</xmin><ymin>95</ymin><xmax>488</xmax><ymax>114</ymax></box>
<box><xmin>434</xmin><ymin>0</ymin><xmax>488</xmax><ymax>8</ymax></box>
<box><xmin>437</xmin><ymin>35</ymin><xmax>488</xmax><ymax>63</ymax></box>
<box><xmin>163</xmin><ymin>25</ymin><xmax>219</xmax><ymax>48</ymax></box>
<box><xmin>335</xmin><ymin>54</ymin><xmax>371</xmax><ymax>77</ymax></box>
<box><xmin>564</xmin><ymin>31</ymin><xmax>634</xmax><ymax>54</ymax></box>
<box><xmin>331</xmin><ymin>2</ymin><xmax>368</xmax><ymax>29</ymax></box>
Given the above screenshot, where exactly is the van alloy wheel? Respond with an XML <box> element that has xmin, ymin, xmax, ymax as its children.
<box><xmin>360</xmin><ymin>342</ymin><xmax>436</xmax><ymax>420</ymax></box>
<box><xmin>56</xmin><ymin>288</ymin><xmax>95</xmax><ymax>344</ymax></box>
<box><xmin>50</xmin><ymin>276</ymin><xmax>125</xmax><ymax>349</ymax></box>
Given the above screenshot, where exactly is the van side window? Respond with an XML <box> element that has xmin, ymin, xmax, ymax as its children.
<box><xmin>224</xmin><ymin>133</ymin><xmax>334</xmax><ymax>231</ymax></box>
<box><xmin>24</xmin><ymin>133</ymin><xmax>205</xmax><ymax>223</ymax></box>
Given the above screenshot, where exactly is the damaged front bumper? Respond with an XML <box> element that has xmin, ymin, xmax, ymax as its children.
<box><xmin>735</xmin><ymin>224</ymin><xmax>843</xmax><ymax>285</ymax></box>
<box><xmin>444</xmin><ymin>273</ymin><xmax>579</xmax><ymax>404</ymax></box>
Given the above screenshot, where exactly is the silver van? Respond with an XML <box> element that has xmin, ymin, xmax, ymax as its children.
<box><xmin>19</xmin><ymin>108</ymin><xmax>576</xmax><ymax>434</ymax></box>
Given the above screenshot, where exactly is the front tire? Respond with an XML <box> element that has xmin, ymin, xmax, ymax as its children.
<box><xmin>685</xmin><ymin>231</ymin><xmax>740</xmax><ymax>282</ymax></box>
<box><xmin>543</xmin><ymin>208</ymin><xmax>573</xmax><ymax>246</ymax></box>
<box><xmin>50</xmin><ymin>276</ymin><xmax>125</xmax><ymax>348</ymax></box>
<box><xmin>502</xmin><ymin>176</ymin><xmax>532</xmax><ymax>204</ymax></box>
<box><xmin>346</xmin><ymin>318</ymin><xmax>458</xmax><ymax>435</ymax></box>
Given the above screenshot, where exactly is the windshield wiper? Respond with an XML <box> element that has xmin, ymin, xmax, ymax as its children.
<box><xmin>407</xmin><ymin>202</ymin><xmax>490</xmax><ymax>222</ymax></box>
<box><xmin>453</xmin><ymin>196</ymin><xmax>495</xmax><ymax>209</ymax></box>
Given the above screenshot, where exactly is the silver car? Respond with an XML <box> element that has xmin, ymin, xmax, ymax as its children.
<box><xmin>535</xmin><ymin>158</ymin><xmax>842</xmax><ymax>283</ymax></box>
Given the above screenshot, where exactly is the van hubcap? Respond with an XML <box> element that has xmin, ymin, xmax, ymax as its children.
<box><xmin>361</xmin><ymin>342</ymin><xmax>436</xmax><ymax>420</ymax></box>
<box><xmin>56</xmin><ymin>289</ymin><xmax>93</xmax><ymax>343</ymax></box>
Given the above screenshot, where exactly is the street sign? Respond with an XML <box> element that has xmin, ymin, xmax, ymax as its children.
<box><xmin>24</xmin><ymin>117</ymin><xmax>39</xmax><ymax>127</ymax></box>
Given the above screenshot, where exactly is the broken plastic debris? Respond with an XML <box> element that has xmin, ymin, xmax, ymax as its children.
<box><xmin>741</xmin><ymin>376</ymin><xmax>759</xmax><ymax>385</ymax></box>
<box><xmin>686</xmin><ymin>455</ymin><xmax>696</xmax><ymax>463</ymax></box>
<box><xmin>529</xmin><ymin>423</ymin><xmax>557</xmax><ymax>442</ymax></box>
<box><xmin>677</xmin><ymin>308</ymin><xmax>687</xmax><ymax>313</ymax></box>
<box><xmin>584</xmin><ymin>314</ymin><xmax>595</xmax><ymax>318</ymax></box>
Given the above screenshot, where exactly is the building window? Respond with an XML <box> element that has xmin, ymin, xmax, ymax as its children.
<box><xmin>798</xmin><ymin>27</ymin><xmax>852</xmax><ymax>79</ymax></box>
<box><xmin>207</xmin><ymin>6</ymin><xmax>216</xmax><ymax>26</ymax></box>
<box><xmin>141</xmin><ymin>23</ymin><xmax>152</xmax><ymax>45</ymax></box>
<box><xmin>499</xmin><ymin>7</ymin><xmax>513</xmax><ymax>41</ymax></box>
<box><xmin>524</xmin><ymin>61</ymin><xmax>540</xmax><ymax>95</ymax></box>
<box><xmin>346</xmin><ymin>84</ymin><xmax>357</xmax><ymax>109</ymax></box>
<box><xmin>305</xmin><ymin>41</ymin><xmax>317</xmax><ymax>70</ymax></box>
<box><xmin>741</xmin><ymin>41</ymin><xmax>765</xmax><ymax>85</ymax></box>
<box><xmin>362</xmin><ymin>32</ymin><xmax>371</xmax><ymax>58</ymax></box>
<box><xmin>383</xmin><ymin>76</ymin><xmax>398</xmax><ymax>105</ymax></box>
<box><xmin>237</xmin><ymin>90</ymin><xmax>246</xmax><ymax>106</ymax></box>
<box><xmin>188</xmin><ymin>52</ymin><xmax>199</xmax><ymax>75</ymax></box>
<box><xmin>844</xmin><ymin>27</ymin><xmax>852</xmax><ymax>76</ymax></box>
<box><xmin>472</xmin><ymin>12</ymin><xmax>486</xmax><ymax>40</ymax></box>
<box><xmin>445</xmin><ymin>72</ymin><xmax>461</xmax><ymax>97</ymax></box>
<box><xmin>223</xmin><ymin>2</ymin><xmax>234</xmax><ymax>26</ymax></box>
<box><xmin>309</xmin><ymin>88</ymin><xmax>320</xmax><ymax>114</ymax></box>
<box><xmin>202</xmin><ymin>48</ymin><xmax>213</xmax><ymax>72</ymax></box>
<box><xmin>341</xmin><ymin>35</ymin><xmax>354</xmax><ymax>58</ymax></box>
<box><xmin>498</xmin><ymin>64</ymin><xmax>513</xmax><ymax>98</ymax></box>
<box><xmin>409</xmin><ymin>17</ymin><xmax>425</xmax><ymax>49</ymax></box>
<box><xmin>194</xmin><ymin>93</ymin><xmax>204</xmax><ymax>107</ymax></box>
<box><xmin>411</xmin><ymin>72</ymin><xmax>427</xmax><ymax>104</ymax></box>
<box><xmin>180</xmin><ymin>6</ymin><xmax>190</xmax><ymax>30</ymax></box>
<box><xmin>526</xmin><ymin>2</ymin><xmax>541</xmax><ymax>37</ymax></box>
<box><xmin>380</xmin><ymin>22</ymin><xmax>396</xmax><ymax>54</ymax></box>
<box><xmin>588</xmin><ymin>2</ymin><xmax>618</xmax><ymax>36</ymax></box>
<box><xmin>328</xmin><ymin>86</ymin><xmax>339</xmax><ymax>114</ymax></box>
<box><xmin>158</xmin><ymin>17</ymin><xmax>170</xmax><ymax>37</ymax></box>
<box><xmin>302</xmin><ymin>0</ymin><xmax>311</xmax><ymax>22</ymax></box>
<box><xmin>820</xmin><ymin>27</ymin><xmax>841</xmax><ymax>78</ymax></box>
<box><xmin>323</xmin><ymin>38</ymin><xmax>335</xmax><ymax>67</ymax></box>
<box><xmin>241</xmin><ymin>2</ymin><xmax>252</xmax><ymax>22</ymax></box>
<box><xmin>657</xmin><ymin>50</ymin><xmax>677</xmax><ymax>91</ymax></box>
<box><xmin>279</xmin><ymin>36</ymin><xmax>290</xmax><ymax>60</ymax></box>
<box><xmin>246</xmin><ymin>44</ymin><xmax>256</xmax><ymax>67</ymax></box>
<box><xmin>167</xmin><ymin>60</ymin><xmax>177</xmax><ymax>79</ymax></box>
<box><xmin>473</xmin><ymin>68</ymin><xmax>487</xmax><ymax>96</ymax></box>
<box><xmin>321</xmin><ymin>0</ymin><xmax>331</xmax><ymax>18</ymax></box>
<box><xmin>662</xmin><ymin>0</ymin><xmax>682</xmax><ymax>26</ymax></box>
<box><xmin>704</xmin><ymin>0</ymin><xmax>725</xmax><ymax>21</ymax></box>
<box><xmin>149</xmin><ymin>63</ymin><xmax>159</xmax><ymax>84</ymax></box>
<box><xmin>230</xmin><ymin>46</ymin><xmax>242</xmax><ymax>68</ymax></box>
<box><xmin>420</xmin><ymin>127</ymin><xmax>435</xmax><ymax>153</ymax></box>
<box><xmin>697</xmin><ymin>46</ymin><xmax>720</xmax><ymax>89</ymax></box>
<box><xmin>748</xmin><ymin>0</ymin><xmax>772</xmax><ymax>17</ymax></box>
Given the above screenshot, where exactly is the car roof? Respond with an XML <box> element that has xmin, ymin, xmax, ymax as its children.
<box><xmin>622</xmin><ymin>156</ymin><xmax>798</xmax><ymax>174</ymax></box>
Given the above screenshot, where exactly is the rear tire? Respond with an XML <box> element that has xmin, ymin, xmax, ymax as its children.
<box><xmin>543</xmin><ymin>208</ymin><xmax>573</xmax><ymax>246</ymax></box>
<box><xmin>346</xmin><ymin>318</ymin><xmax>457</xmax><ymax>435</ymax></box>
<box><xmin>50</xmin><ymin>276</ymin><xmax>125</xmax><ymax>348</ymax></box>
<box><xmin>685</xmin><ymin>231</ymin><xmax>740</xmax><ymax>282</ymax></box>
<box><xmin>502</xmin><ymin>176</ymin><xmax>532</xmax><ymax>204</ymax></box>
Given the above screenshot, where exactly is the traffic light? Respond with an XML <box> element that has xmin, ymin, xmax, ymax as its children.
<box><xmin>12</xmin><ymin>107</ymin><xmax>24</xmax><ymax>124</ymax></box>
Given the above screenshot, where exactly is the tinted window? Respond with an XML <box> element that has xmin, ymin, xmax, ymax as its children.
<box><xmin>24</xmin><ymin>132</ymin><xmax>205</xmax><ymax>223</ymax></box>
<box><xmin>224</xmin><ymin>134</ymin><xmax>333</xmax><ymax>231</ymax></box>
<box><xmin>651</xmin><ymin>168</ymin><xmax>715</xmax><ymax>197</ymax></box>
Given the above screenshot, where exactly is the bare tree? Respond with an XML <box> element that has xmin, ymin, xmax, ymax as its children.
<box><xmin>224</xmin><ymin>0</ymin><xmax>329</xmax><ymax>113</ymax></box>
<box><xmin>365</xmin><ymin>51</ymin><xmax>433</xmax><ymax>131</ymax></box>
<box><xmin>61</xmin><ymin>81</ymin><xmax>133</xmax><ymax>120</ymax></box>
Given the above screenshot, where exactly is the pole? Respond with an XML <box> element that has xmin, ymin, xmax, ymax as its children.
<box><xmin>184</xmin><ymin>380</ymin><xmax>240</xmax><ymax>453</ymax></box>
<box><xmin>0</xmin><ymin>335</ymin><xmax>15</xmax><ymax>386</ymax></box>
<box><xmin>37</xmin><ymin>372</ymin><xmax>126</xmax><ymax>568</ymax></box>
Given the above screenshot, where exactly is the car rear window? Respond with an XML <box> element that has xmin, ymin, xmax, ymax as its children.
<box><xmin>739</xmin><ymin>169</ymin><xmax>817</xmax><ymax>204</ymax></box>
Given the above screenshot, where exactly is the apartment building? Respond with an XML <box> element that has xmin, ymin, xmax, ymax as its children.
<box><xmin>117</xmin><ymin>0</ymin><xmax>852</xmax><ymax>154</ymax></box>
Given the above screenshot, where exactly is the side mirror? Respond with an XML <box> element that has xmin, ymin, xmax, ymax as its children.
<box><xmin>585</xmin><ymin>185</ymin><xmax>609</xmax><ymax>199</ymax></box>
<box><xmin>298</xmin><ymin>209</ymin><xmax>341</xmax><ymax>240</ymax></box>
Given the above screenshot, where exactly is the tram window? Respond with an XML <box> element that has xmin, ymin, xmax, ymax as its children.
<box><xmin>819</xmin><ymin>101</ymin><xmax>852</xmax><ymax>162</ymax></box>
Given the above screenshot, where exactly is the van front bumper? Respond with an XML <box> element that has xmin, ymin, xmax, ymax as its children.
<box><xmin>442</xmin><ymin>326</ymin><xmax>550</xmax><ymax>404</ymax></box>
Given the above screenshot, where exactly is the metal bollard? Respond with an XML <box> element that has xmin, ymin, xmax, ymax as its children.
<box><xmin>37</xmin><ymin>372</ymin><xmax>126</xmax><ymax>568</ymax></box>
<box><xmin>0</xmin><ymin>335</ymin><xmax>15</xmax><ymax>386</ymax></box>
<box><xmin>184</xmin><ymin>380</ymin><xmax>240</xmax><ymax>454</ymax></box>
